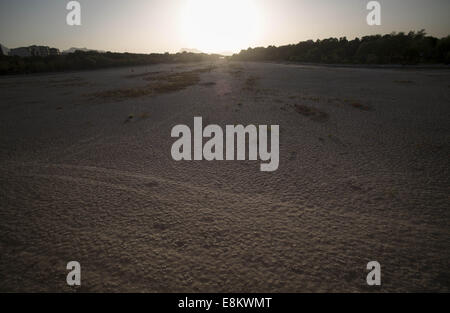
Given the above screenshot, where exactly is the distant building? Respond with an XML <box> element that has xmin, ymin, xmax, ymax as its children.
<box><xmin>30</xmin><ymin>45</ymin><xmax>50</xmax><ymax>57</ymax></box>
<box><xmin>0</xmin><ymin>44</ymin><xmax>9</xmax><ymax>56</ymax></box>
<box><xmin>9</xmin><ymin>45</ymin><xmax>59</xmax><ymax>57</ymax></box>
<box><xmin>49</xmin><ymin>48</ymin><xmax>60</xmax><ymax>56</ymax></box>
<box><xmin>10</xmin><ymin>47</ymin><xmax>31</xmax><ymax>57</ymax></box>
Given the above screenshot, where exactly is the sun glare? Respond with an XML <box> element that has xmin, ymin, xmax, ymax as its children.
<box><xmin>181</xmin><ymin>0</ymin><xmax>262</xmax><ymax>54</ymax></box>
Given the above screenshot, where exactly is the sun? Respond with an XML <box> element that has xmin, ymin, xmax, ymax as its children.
<box><xmin>180</xmin><ymin>0</ymin><xmax>262</xmax><ymax>54</ymax></box>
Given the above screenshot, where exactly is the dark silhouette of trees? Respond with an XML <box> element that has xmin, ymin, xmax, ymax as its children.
<box><xmin>0</xmin><ymin>51</ymin><xmax>221</xmax><ymax>75</ymax></box>
<box><xmin>2</xmin><ymin>30</ymin><xmax>448</xmax><ymax>75</ymax></box>
<box><xmin>231</xmin><ymin>30</ymin><xmax>450</xmax><ymax>65</ymax></box>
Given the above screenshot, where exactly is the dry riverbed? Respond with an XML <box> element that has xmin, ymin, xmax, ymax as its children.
<box><xmin>0</xmin><ymin>61</ymin><xmax>449</xmax><ymax>292</ymax></box>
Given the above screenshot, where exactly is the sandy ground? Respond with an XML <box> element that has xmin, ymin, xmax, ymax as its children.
<box><xmin>0</xmin><ymin>61</ymin><xmax>449</xmax><ymax>292</ymax></box>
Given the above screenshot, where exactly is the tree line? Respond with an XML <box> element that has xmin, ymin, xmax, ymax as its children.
<box><xmin>0</xmin><ymin>51</ymin><xmax>220</xmax><ymax>75</ymax></box>
<box><xmin>231</xmin><ymin>31</ymin><xmax>450</xmax><ymax>65</ymax></box>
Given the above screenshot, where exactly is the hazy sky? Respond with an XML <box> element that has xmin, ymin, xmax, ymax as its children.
<box><xmin>1</xmin><ymin>0</ymin><xmax>449</xmax><ymax>54</ymax></box>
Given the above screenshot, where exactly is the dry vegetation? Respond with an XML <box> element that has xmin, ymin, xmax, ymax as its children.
<box><xmin>200</xmin><ymin>81</ymin><xmax>216</xmax><ymax>87</ymax></box>
<box><xmin>227</xmin><ymin>63</ymin><xmax>244</xmax><ymax>78</ymax></box>
<box><xmin>297</xmin><ymin>94</ymin><xmax>373</xmax><ymax>112</ymax></box>
<box><xmin>91</xmin><ymin>67</ymin><xmax>215</xmax><ymax>100</ymax></box>
<box><xmin>49</xmin><ymin>77</ymin><xmax>90</xmax><ymax>87</ymax></box>
<box><xmin>348</xmin><ymin>101</ymin><xmax>372</xmax><ymax>111</ymax></box>
<box><xmin>295</xmin><ymin>104</ymin><xmax>329</xmax><ymax>122</ymax></box>
<box><xmin>243</xmin><ymin>76</ymin><xmax>259</xmax><ymax>90</ymax></box>
<box><xmin>124</xmin><ymin>71</ymin><xmax>163</xmax><ymax>79</ymax></box>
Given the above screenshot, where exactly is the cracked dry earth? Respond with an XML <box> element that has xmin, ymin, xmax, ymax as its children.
<box><xmin>0</xmin><ymin>61</ymin><xmax>449</xmax><ymax>292</ymax></box>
